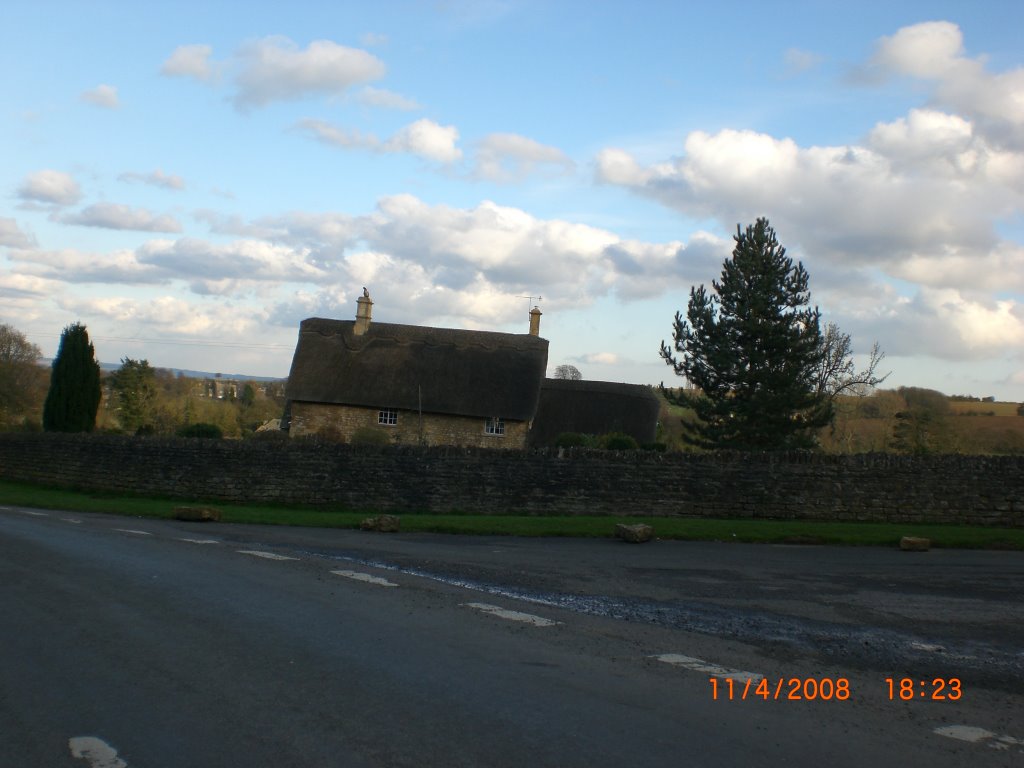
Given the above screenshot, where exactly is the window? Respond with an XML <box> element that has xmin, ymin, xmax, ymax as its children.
<box><xmin>484</xmin><ymin>417</ymin><xmax>505</xmax><ymax>436</ymax></box>
<box><xmin>378</xmin><ymin>408</ymin><xmax>398</xmax><ymax>426</ymax></box>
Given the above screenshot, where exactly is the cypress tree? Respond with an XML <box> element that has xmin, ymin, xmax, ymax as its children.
<box><xmin>660</xmin><ymin>218</ymin><xmax>832</xmax><ymax>450</ymax></box>
<box><xmin>43</xmin><ymin>322</ymin><xmax>102</xmax><ymax>432</ymax></box>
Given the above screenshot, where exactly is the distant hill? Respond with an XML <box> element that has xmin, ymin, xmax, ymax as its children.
<box><xmin>42</xmin><ymin>359</ymin><xmax>283</xmax><ymax>382</ymax></box>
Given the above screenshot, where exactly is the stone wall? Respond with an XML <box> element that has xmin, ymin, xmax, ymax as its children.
<box><xmin>0</xmin><ymin>433</ymin><xmax>1021</xmax><ymax>527</ymax></box>
<box><xmin>289</xmin><ymin>402</ymin><xmax>528</xmax><ymax>449</ymax></box>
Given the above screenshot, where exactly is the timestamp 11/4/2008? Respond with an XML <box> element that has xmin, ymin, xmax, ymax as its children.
<box><xmin>707</xmin><ymin>677</ymin><xmax>963</xmax><ymax>701</ymax></box>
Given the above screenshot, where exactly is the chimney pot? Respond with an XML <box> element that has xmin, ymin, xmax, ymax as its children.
<box><xmin>354</xmin><ymin>292</ymin><xmax>373</xmax><ymax>335</ymax></box>
<box><xmin>529</xmin><ymin>305</ymin><xmax>542</xmax><ymax>336</ymax></box>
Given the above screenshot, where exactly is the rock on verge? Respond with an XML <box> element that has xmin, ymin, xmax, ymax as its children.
<box><xmin>173</xmin><ymin>506</ymin><xmax>222</xmax><ymax>522</ymax></box>
<box><xmin>899</xmin><ymin>536</ymin><xmax>931</xmax><ymax>552</ymax></box>
<box><xmin>361</xmin><ymin>514</ymin><xmax>401</xmax><ymax>533</ymax></box>
<box><xmin>616</xmin><ymin>523</ymin><xmax>653</xmax><ymax>543</ymax></box>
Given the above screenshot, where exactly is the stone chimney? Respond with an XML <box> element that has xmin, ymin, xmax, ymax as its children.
<box><xmin>529</xmin><ymin>305</ymin><xmax>542</xmax><ymax>337</ymax></box>
<box><xmin>354</xmin><ymin>290</ymin><xmax>373</xmax><ymax>336</ymax></box>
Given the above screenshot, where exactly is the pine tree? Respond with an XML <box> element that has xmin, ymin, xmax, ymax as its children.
<box><xmin>43</xmin><ymin>322</ymin><xmax>102</xmax><ymax>432</ymax></box>
<box><xmin>660</xmin><ymin>218</ymin><xmax>832</xmax><ymax>450</ymax></box>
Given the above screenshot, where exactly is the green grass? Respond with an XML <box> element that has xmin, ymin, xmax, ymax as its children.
<box><xmin>1</xmin><ymin>479</ymin><xmax>1021</xmax><ymax>550</ymax></box>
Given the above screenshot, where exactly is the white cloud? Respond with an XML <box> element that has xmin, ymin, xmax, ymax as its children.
<box><xmin>59</xmin><ymin>203</ymin><xmax>183</xmax><ymax>233</ymax></box>
<box><xmin>870</xmin><ymin>21</ymin><xmax>965</xmax><ymax>80</ymax></box>
<box><xmin>233</xmin><ymin>36</ymin><xmax>385</xmax><ymax>109</ymax></box>
<box><xmin>357</xmin><ymin>86</ymin><xmax>419</xmax><ymax>111</ymax></box>
<box><xmin>135</xmin><ymin>237</ymin><xmax>326</xmax><ymax>293</ymax></box>
<box><xmin>473</xmin><ymin>133</ymin><xmax>574</xmax><ymax>182</ymax></box>
<box><xmin>81</xmin><ymin>84</ymin><xmax>119</xmax><ymax>109</ymax></box>
<box><xmin>118</xmin><ymin>169</ymin><xmax>185</xmax><ymax>190</ymax></box>
<box><xmin>384</xmin><ymin>118</ymin><xmax>462</xmax><ymax>163</ymax></box>
<box><xmin>17</xmin><ymin>170</ymin><xmax>82</xmax><ymax>206</ymax></box>
<box><xmin>297</xmin><ymin>117</ymin><xmax>462</xmax><ymax>163</ymax></box>
<box><xmin>161</xmin><ymin>44</ymin><xmax>217</xmax><ymax>82</ymax></box>
<box><xmin>65</xmin><ymin>295</ymin><xmax>259</xmax><ymax>337</ymax></box>
<box><xmin>0</xmin><ymin>218</ymin><xmax>35</xmax><ymax>248</ymax></box>
<box><xmin>5</xmin><ymin>247</ymin><xmax>168</xmax><ymax>285</ymax></box>
<box><xmin>866</xmin><ymin>21</ymin><xmax>1024</xmax><ymax>146</ymax></box>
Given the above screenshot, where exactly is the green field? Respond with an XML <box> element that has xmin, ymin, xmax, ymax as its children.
<box><xmin>1</xmin><ymin>479</ymin><xmax>1021</xmax><ymax>550</ymax></box>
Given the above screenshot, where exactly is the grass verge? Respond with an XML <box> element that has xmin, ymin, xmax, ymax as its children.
<box><xmin>0</xmin><ymin>479</ymin><xmax>1021</xmax><ymax>550</ymax></box>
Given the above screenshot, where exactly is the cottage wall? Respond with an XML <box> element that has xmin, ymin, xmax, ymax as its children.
<box><xmin>289</xmin><ymin>401</ymin><xmax>529</xmax><ymax>449</ymax></box>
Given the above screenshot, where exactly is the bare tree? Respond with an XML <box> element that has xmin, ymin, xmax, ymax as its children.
<box><xmin>813</xmin><ymin>322</ymin><xmax>889</xmax><ymax>401</ymax></box>
<box><xmin>0</xmin><ymin>323</ymin><xmax>43</xmax><ymax>422</ymax></box>
<box><xmin>553</xmin><ymin>364</ymin><xmax>582</xmax><ymax>380</ymax></box>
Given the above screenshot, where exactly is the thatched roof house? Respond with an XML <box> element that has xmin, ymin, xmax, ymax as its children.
<box><xmin>528</xmin><ymin>378</ymin><xmax>660</xmax><ymax>447</ymax></box>
<box><xmin>284</xmin><ymin>295</ymin><xmax>549</xmax><ymax>448</ymax></box>
<box><xmin>284</xmin><ymin>292</ymin><xmax>659</xmax><ymax>449</ymax></box>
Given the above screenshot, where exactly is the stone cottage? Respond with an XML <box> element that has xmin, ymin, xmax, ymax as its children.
<box><xmin>284</xmin><ymin>293</ymin><xmax>549</xmax><ymax>448</ymax></box>
<box><xmin>283</xmin><ymin>292</ymin><xmax>659</xmax><ymax>448</ymax></box>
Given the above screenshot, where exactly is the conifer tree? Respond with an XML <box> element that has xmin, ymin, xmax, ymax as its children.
<box><xmin>43</xmin><ymin>322</ymin><xmax>101</xmax><ymax>432</ymax></box>
<box><xmin>660</xmin><ymin>218</ymin><xmax>832</xmax><ymax>450</ymax></box>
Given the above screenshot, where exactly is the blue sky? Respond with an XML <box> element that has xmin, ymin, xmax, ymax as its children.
<box><xmin>2</xmin><ymin>1</ymin><xmax>1023</xmax><ymax>399</ymax></box>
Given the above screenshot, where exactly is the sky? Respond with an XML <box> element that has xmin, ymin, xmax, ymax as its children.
<box><xmin>2</xmin><ymin>1</ymin><xmax>1023</xmax><ymax>399</ymax></box>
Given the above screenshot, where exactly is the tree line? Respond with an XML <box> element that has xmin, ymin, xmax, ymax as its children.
<box><xmin>0</xmin><ymin>322</ymin><xmax>285</xmax><ymax>438</ymax></box>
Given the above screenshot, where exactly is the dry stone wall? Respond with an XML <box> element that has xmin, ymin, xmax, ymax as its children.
<box><xmin>0</xmin><ymin>433</ymin><xmax>1021</xmax><ymax>527</ymax></box>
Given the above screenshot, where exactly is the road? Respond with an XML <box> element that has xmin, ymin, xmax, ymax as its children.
<box><xmin>1</xmin><ymin>506</ymin><xmax>1021</xmax><ymax>767</ymax></box>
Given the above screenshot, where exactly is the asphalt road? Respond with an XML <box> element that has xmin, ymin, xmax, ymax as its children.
<box><xmin>1</xmin><ymin>506</ymin><xmax>1021</xmax><ymax>767</ymax></box>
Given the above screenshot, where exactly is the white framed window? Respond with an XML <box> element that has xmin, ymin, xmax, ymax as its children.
<box><xmin>378</xmin><ymin>408</ymin><xmax>398</xmax><ymax>426</ymax></box>
<box><xmin>484</xmin><ymin>417</ymin><xmax>505</xmax><ymax>436</ymax></box>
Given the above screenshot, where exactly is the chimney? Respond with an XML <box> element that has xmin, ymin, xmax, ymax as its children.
<box><xmin>354</xmin><ymin>289</ymin><xmax>373</xmax><ymax>336</ymax></box>
<box><xmin>529</xmin><ymin>305</ymin><xmax>542</xmax><ymax>336</ymax></box>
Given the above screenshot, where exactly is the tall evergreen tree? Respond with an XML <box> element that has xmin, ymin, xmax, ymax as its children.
<box><xmin>660</xmin><ymin>218</ymin><xmax>832</xmax><ymax>450</ymax></box>
<box><xmin>43</xmin><ymin>322</ymin><xmax>101</xmax><ymax>432</ymax></box>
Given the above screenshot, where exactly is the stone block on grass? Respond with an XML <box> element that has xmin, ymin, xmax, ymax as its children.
<box><xmin>899</xmin><ymin>536</ymin><xmax>931</xmax><ymax>552</ymax></box>
<box><xmin>616</xmin><ymin>523</ymin><xmax>653</xmax><ymax>543</ymax></box>
<box><xmin>173</xmin><ymin>506</ymin><xmax>222</xmax><ymax>522</ymax></box>
<box><xmin>361</xmin><ymin>514</ymin><xmax>401</xmax><ymax>533</ymax></box>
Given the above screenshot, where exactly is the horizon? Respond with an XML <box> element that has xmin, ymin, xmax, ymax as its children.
<box><xmin>2</xmin><ymin>2</ymin><xmax>1022</xmax><ymax>399</ymax></box>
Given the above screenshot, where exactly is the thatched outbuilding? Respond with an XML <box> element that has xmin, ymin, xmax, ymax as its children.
<box><xmin>527</xmin><ymin>378</ymin><xmax>661</xmax><ymax>447</ymax></box>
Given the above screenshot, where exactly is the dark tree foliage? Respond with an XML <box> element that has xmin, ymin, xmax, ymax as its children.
<box><xmin>660</xmin><ymin>218</ymin><xmax>832</xmax><ymax>450</ymax></box>
<box><xmin>43</xmin><ymin>322</ymin><xmax>102</xmax><ymax>433</ymax></box>
<box><xmin>553</xmin><ymin>364</ymin><xmax>583</xmax><ymax>380</ymax></box>
<box><xmin>109</xmin><ymin>357</ymin><xmax>157</xmax><ymax>434</ymax></box>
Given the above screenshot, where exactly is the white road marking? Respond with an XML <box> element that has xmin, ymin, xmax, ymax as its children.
<box><xmin>20</xmin><ymin>510</ymin><xmax>48</xmax><ymax>517</ymax></box>
<box><xmin>463</xmin><ymin>602</ymin><xmax>560</xmax><ymax>627</ymax></box>
<box><xmin>178</xmin><ymin>538</ymin><xmax>220</xmax><ymax>545</ymax></box>
<box><xmin>935</xmin><ymin>725</ymin><xmax>1024</xmax><ymax>751</ymax></box>
<box><xmin>910</xmin><ymin>642</ymin><xmax>944</xmax><ymax>652</ymax></box>
<box><xmin>62</xmin><ymin>518</ymin><xmax>82</xmax><ymax>524</ymax></box>
<box><xmin>331</xmin><ymin>569</ymin><xmax>398</xmax><ymax>587</ymax></box>
<box><xmin>113</xmin><ymin>529</ymin><xmax>152</xmax><ymax>536</ymax></box>
<box><xmin>69</xmin><ymin>736</ymin><xmax>129</xmax><ymax>767</ymax></box>
<box><xmin>237</xmin><ymin>550</ymin><xmax>299</xmax><ymax>561</ymax></box>
<box><xmin>653</xmin><ymin>654</ymin><xmax>764</xmax><ymax>683</ymax></box>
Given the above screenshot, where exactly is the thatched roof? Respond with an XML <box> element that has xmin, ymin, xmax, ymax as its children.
<box><xmin>529</xmin><ymin>378</ymin><xmax>660</xmax><ymax>445</ymax></box>
<box><xmin>286</xmin><ymin>317</ymin><xmax>549</xmax><ymax>420</ymax></box>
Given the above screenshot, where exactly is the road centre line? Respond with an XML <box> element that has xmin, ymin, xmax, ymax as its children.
<box><xmin>113</xmin><ymin>529</ymin><xmax>152</xmax><ymax>536</ymax></box>
<box><xmin>653</xmin><ymin>654</ymin><xmax>764</xmax><ymax>683</ymax></box>
<box><xmin>178</xmin><ymin>538</ymin><xmax>220</xmax><ymax>545</ymax></box>
<box><xmin>463</xmin><ymin>602</ymin><xmax>560</xmax><ymax>627</ymax></box>
<box><xmin>331</xmin><ymin>569</ymin><xmax>398</xmax><ymax>587</ymax></box>
<box><xmin>19</xmin><ymin>510</ymin><xmax>48</xmax><ymax>517</ymax></box>
<box><xmin>237</xmin><ymin>550</ymin><xmax>299</xmax><ymax>561</ymax></box>
<box><xmin>69</xmin><ymin>736</ymin><xmax>129</xmax><ymax>768</ymax></box>
<box><xmin>62</xmin><ymin>518</ymin><xmax>82</xmax><ymax>524</ymax></box>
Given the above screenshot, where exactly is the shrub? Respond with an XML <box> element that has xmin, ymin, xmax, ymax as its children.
<box><xmin>641</xmin><ymin>441</ymin><xmax>667</xmax><ymax>452</ymax></box>
<box><xmin>555</xmin><ymin>432</ymin><xmax>594</xmax><ymax>448</ymax></box>
<box><xmin>601</xmin><ymin>432</ymin><xmax>639</xmax><ymax>451</ymax></box>
<box><xmin>177</xmin><ymin>423</ymin><xmax>223</xmax><ymax>439</ymax></box>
